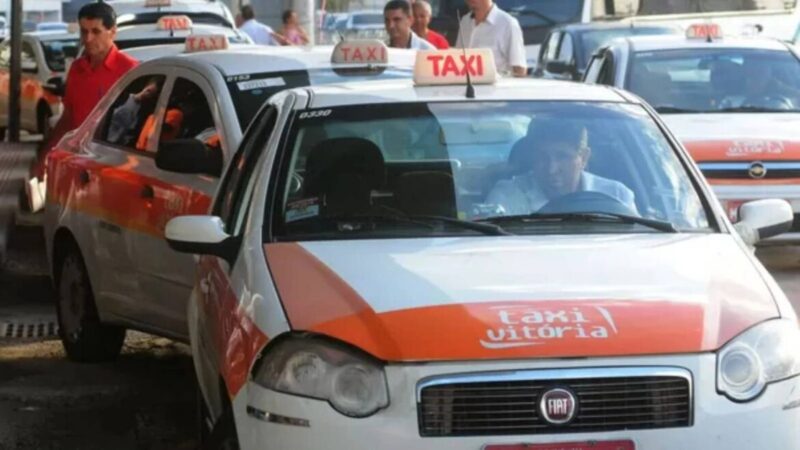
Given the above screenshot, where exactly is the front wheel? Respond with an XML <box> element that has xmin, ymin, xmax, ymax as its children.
<box><xmin>56</xmin><ymin>247</ymin><xmax>126</xmax><ymax>362</ymax></box>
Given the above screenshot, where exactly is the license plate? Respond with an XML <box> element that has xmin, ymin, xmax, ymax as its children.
<box><xmin>484</xmin><ymin>440</ymin><xmax>635</xmax><ymax>450</ymax></box>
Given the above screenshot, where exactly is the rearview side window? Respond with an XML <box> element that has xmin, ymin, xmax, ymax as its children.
<box><xmin>95</xmin><ymin>74</ymin><xmax>167</xmax><ymax>151</ymax></box>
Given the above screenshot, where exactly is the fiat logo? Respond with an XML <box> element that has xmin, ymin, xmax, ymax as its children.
<box><xmin>748</xmin><ymin>162</ymin><xmax>767</xmax><ymax>179</ymax></box>
<box><xmin>539</xmin><ymin>388</ymin><xmax>577</xmax><ymax>425</ymax></box>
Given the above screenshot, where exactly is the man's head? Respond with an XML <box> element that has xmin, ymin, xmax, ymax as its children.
<box><xmin>528</xmin><ymin>121</ymin><xmax>591</xmax><ymax>198</ymax></box>
<box><xmin>78</xmin><ymin>2</ymin><xmax>117</xmax><ymax>61</ymax></box>
<box><xmin>384</xmin><ymin>0</ymin><xmax>413</xmax><ymax>45</ymax></box>
<box><xmin>465</xmin><ymin>0</ymin><xmax>492</xmax><ymax>14</ymax></box>
<box><xmin>412</xmin><ymin>1</ymin><xmax>431</xmax><ymax>34</ymax></box>
<box><xmin>241</xmin><ymin>5</ymin><xmax>256</xmax><ymax>21</ymax></box>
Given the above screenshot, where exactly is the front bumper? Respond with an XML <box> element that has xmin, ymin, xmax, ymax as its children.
<box><xmin>233</xmin><ymin>354</ymin><xmax>800</xmax><ymax>449</ymax></box>
<box><xmin>712</xmin><ymin>184</ymin><xmax>800</xmax><ymax>243</ymax></box>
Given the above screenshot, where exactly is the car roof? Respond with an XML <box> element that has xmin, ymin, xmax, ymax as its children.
<box><xmin>110</xmin><ymin>0</ymin><xmax>230</xmax><ymax>16</ymax></box>
<box><xmin>614</xmin><ymin>35</ymin><xmax>790</xmax><ymax>52</ymax></box>
<box><xmin>23</xmin><ymin>31</ymin><xmax>78</xmax><ymax>41</ymax></box>
<box><xmin>122</xmin><ymin>42</ymin><xmax>251</xmax><ymax>61</ymax></box>
<box><xmin>553</xmin><ymin>22</ymin><xmax>681</xmax><ymax>33</ymax></box>
<box><xmin>114</xmin><ymin>23</ymin><xmax>245</xmax><ymax>43</ymax></box>
<box><xmin>302</xmin><ymin>78</ymin><xmax>631</xmax><ymax>108</ymax></box>
<box><xmin>160</xmin><ymin>45</ymin><xmax>417</xmax><ymax>76</ymax></box>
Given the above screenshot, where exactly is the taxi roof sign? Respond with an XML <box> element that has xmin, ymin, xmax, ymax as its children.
<box><xmin>185</xmin><ymin>34</ymin><xmax>229</xmax><ymax>53</ymax></box>
<box><xmin>331</xmin><ymin>40</ymin><xmax>388</xmax><ymax>65</ymax></box>
<box><xmin>413</xmin><ymin>49</ymin><xmax>496</xmax><ymax>86</ymax></box>
<box><xmin>145</xmin><ymin>0</ymin><xmax>171</xmax><ymax>7</ymax></box>
<box><xmin>157</xmin><ymin>15</ymin><xmax>193</xmax><ymax>31</ymax></box>
<box><xmin>686</xmin><ymin>23</ymin><xmax>722</xmax><ymax>40</ymax></box>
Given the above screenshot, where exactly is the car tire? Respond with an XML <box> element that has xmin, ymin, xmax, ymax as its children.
<box><xmin>55</xmin><ymin>246</ymin><xmax>126</xmax><ymax>362</ymax></box>
<box><xmin>203</xmin><ymin>392</ymin><xmax>240</xmax><ymax>450</ymax></box>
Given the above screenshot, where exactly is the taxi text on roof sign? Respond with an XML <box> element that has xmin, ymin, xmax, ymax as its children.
<box><xmin>157</xmin><ymin>15</ymin><xmax>193</xmax><ymax>31</ymax></box>
<box><xmin>686</xmin><ymin>23</ymin><xmax>722</xmax><ymax>40</ymax></box>
<box><xmin>413</xmin><ymin>49</ymin><xmax>496</xmax><ymax>86</ymax></box>
<box><xmin>145</xmin><ymin>0</ymin><xmax>171</xmax><ymax>7</ymax></box>
<box><xmin>185</xmin><ymin>34</ymin><xmax>229</xmax><ymax>53</ymax></box>
<box><xmin>331</xmin><ymin>40</ymin><xmax>388</xmax><ymax>64</ymax></box>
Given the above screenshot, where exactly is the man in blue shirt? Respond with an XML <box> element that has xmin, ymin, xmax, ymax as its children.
<box><xmin>486</xmin><ymin>122</ymin><xmax>636</xmax><ymax>215</ymax></box>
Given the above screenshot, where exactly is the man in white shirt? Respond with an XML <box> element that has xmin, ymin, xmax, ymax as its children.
<box><xmin>457</xmin><ymin>0</ymin><xmax>526</xmax><ymax>77</ymax></box>
<box><xmin>384</xmin><ymin>0</ymin><xmax>435</xmax><ymax>50</ymax></box>
<box><xmin>239</xmin><ymin>5</ymin><xmax>286</xmax><ymax>46</ymax></box>
<box><xmin>486</xmin><ymin>122</ymin><xmax>637</xmax><ymax>215</ymax></box>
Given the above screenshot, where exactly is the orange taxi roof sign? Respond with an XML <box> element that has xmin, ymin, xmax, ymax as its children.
<box><xmin>157</xmin><ymin>15</ymin><xmax>193</xmax><ymax>31</ymax></box>
<box><xmin>331</xmin><ymin>40</ymin><xmax>388</xmax><ymax>64</ymax></box>
<box><xmin>185</xmin><ymin>34</ymin><xmax>229</xmax><ymax>53</ymax></box>
<box><xmin>686</xmin><ymin>23</ymin><xmax>721</xmax><ymax>40</ymax></box>
<box><xmin>413</xmin><ymin>49</ymin><xmax>496</xmax><ymax>86</ymax></box>
<box><xmin>145</xmin><ymin>0</ymin><xmax>171</xmax><ymax>7</ymax></box>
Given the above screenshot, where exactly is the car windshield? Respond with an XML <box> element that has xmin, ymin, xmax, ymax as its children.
<box><xmin>627</xmin><ymin>48</ymin><xmax>800</xmax><ymax>113</ymax></box>
<box><xmin>352</xmin><ymin>13</ymin><xmax>383</xmax><ymax>25</ymax></box>
<box><xmin>227</xmin><ymin>67</ymin><xmax>412</xmax><ymax>130</ymax></box>
<box><xmin>41</xmin><ymin>38</ymin><xmax>79</xmax><ymax>71</ymax></box>
<box><xmin>273</xmin><ymin>101</ymin><xmax>710</xmax><ymax>241</ymax></box>
<box><xmin>578</xmin><ymin>27</ymin><xmax>677</xmax><ymax>68</ymax></box>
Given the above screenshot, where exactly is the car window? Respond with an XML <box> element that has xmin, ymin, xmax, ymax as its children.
<box><xmin>272</xmin><ymin>101</ymin><xmax>710</xmax><ymax>241</ymax></box>
<box><xmin>0</xmin><ymin>43</ymin><xmax>9</xmax><ymax>68</ymax></box>
<box><xmin>21</xmin><ymin>42</ymin><xmax>36</xmax><ymax>72</ymax></box>
<box><xmin>598</xmin><ymin>52</ymin><xmax>615</xmax><ymax>85</ymax></box>
<box><xmin>545</xmin><ymin>31</ymin><xmax>561</xmax><ymax>61</ymax></box>
<box><xmin>556</xmin><ymin>33</ymin><xmax>574</xmax><ymax>63</ymax></box>
<box><xmin>96</xmin><ymin>75</ymin><xmax>167</xmax><ymax>151</ymax></box>
<box><xmin>627</xmin><ymin>48</ymin><xmax>800</xmax><ymax>113</ymax></box>
<box><xmin>41</xmin><ymin>38</ymin><xmax>79</xmax><ymax>72</ymax></box>
<box><xmin>578</xmin><ymin>27</ymin><xmax>678</xmax><ymax>68</ymax></box>
<box><xmin>214</xmin><ymin>106</ymin><xmax>278</xmax><ymax>234</ymax></box>
<box><xmin>144</xmin><ymin>77</ymin><xmax>219</xmax><ymax>156</ymax></box>
<box><xmin>584</xmin><ymin>53</ymin><xmax>605</xmax><ymax>83</ymax></box>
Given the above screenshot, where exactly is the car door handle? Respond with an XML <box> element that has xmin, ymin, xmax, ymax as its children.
<box><xmin>140</xmin><ymin>184</ymin><xmax>154</xmax><ymax>199</ymax></box>
<box><xmin>78</xmin><ymin>170</ymin><xmax>89</xmax><ymax>185</ymax></box>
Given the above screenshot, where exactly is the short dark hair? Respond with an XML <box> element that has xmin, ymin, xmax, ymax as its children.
<box><xmin>384</xmin><ymin>0</ymin><xmax>411</xmax><ymax>16</ymax></box>
<box><xmin>78</xmin><ymin>2</ymin><xmax>117</xmax><ymax>29</ymax></box>
<box><xmin>282</xmin><ymin>9</ymin><xmax>295</xmax><ymax>24</ymax></box>
<box><xmin>241</xmin><ymin>5</ymin><xmax>255</xmax><ymax>21</ymax></box>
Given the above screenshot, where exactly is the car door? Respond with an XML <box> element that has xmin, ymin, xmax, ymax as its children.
<box><xmin>81</xmin><ymin>72</ymin><xmax>172</xmax><ymax>323</ymax></box>
<box><xmin>130</xmin><ymin>71</ymin><xmax>229</xmax><ymax>339</ymax></box>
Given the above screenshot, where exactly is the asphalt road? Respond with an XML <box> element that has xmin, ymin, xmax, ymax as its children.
<box><xmin>0</xmin><ymin>225</ymin><xmax>799</xmax><ymax>450</ymax></box>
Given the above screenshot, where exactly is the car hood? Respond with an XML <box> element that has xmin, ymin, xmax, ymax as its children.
<box><xmin>663</xmin><ymin>113</ymin><xmax>800</xmax><ymax>161</ymax></box>
<box><xmin>264</xmin><ymin>234</ymin><xmax>778</xmax><ymax>362</ymax></box>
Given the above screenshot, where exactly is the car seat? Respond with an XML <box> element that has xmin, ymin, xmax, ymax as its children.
<box><xmin>394</xmin><ymin>171</ymin><xmax>457</xmax><ymax>217</ymax></box>
<box><xmin>304</xmin><ymin>137</ymin><xmax>385</xmax><ymax>216</ymax></box>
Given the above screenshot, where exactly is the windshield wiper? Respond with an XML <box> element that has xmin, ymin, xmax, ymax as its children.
<box><xmin>716</xmin><ymin>106</ymin><xmax>799</xmax><ymax>113</ymax></box>
<box><xmin>653</xmin><ymin>105</ymin><xmax>701</xmax><ymax>114</ymax></box>
<box><xmin>325</xmin><ymin>213</ymin><xmax>510</xmax><ymax>236</ymax></box>
<box><xmin>480</xmin><ymin>212</ymin><xmax>678</xmax><ymax>233</ymax></box>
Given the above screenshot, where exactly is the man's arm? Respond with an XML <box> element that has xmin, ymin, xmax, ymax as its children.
<box><xmin>508</xmin><ymin>18</ymin><xmax>527</xmax><ymax>78</ymax></box>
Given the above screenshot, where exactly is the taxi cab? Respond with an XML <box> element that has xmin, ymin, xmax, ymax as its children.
<box><xmin>165</xmin><ymin>49</ymin><xmax>800</xmax><ymax>449</ymax></box>
<box><xmin>111</xmin><ymin>0</ymin><xmax>236</xmax><ymax>29</ymax></box>
<box><xmin>0</xmin><ymin>31</ymin><xmax>78</xmax><ymax>138</ymax></box>
<box><xmin>43</xmin><ymin>39</ymin><xmax>415</xmax><ymax>361</ymax></box>
<box><xmin>583</xmin><ymin>23</ymin><xmax>800</xmax><ymax>242</ymax></box>
<box><xmin>115</xmin><ymin>14</ymin><xmax>252</xmax><ymax>50</ymax></box>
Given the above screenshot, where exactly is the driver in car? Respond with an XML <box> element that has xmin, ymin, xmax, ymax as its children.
<box><xmin>718</xmin><ymin>58</ymin><xmax>800</xmax><ymax>110</ymax></box>
<box><xmin>486</xmin><ymin>121</ymin><xmax>637</xmax><ymax>215</ymax></box>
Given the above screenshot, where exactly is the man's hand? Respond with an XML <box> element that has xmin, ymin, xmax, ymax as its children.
<box><xmin>512</xmin><ymin>65</ymin><xmax>527</xmax><ymax>78</ymax></box>
<box><xmin>33</xmin><ymin>109</ymin><xmax>72</xmax><ymax>180</ymax></box>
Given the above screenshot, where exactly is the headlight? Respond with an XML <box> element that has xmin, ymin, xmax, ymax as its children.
<box><xmin>717</xmin><ymin>319</ymin><xmax>800</xmax><ymax>402</ymax></box>
<box><xmin>253</xmin><ymin>336</ymin><xmax>389</xmax><ymax>417</ymax></box>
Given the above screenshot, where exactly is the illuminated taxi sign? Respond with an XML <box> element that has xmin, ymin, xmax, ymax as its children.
<box><xmin>686</xmin><ymin>23</ymin><xmax>722</xmax><ymax>40</ymax></box>
<box><xmin>331</xmin><ymin>40</ymin><xmax>388</xmax><ymax>64</ymax></box>
<box><xmin>185</xmin><ymin>34</ymin><xmax>229</xmax><ymax>53</ymax></box>
<box><xmin>157</xmin><ymin>15</ymin><xmax>193</xmax><ymax>31</ymax></box>
<box><xmin>145</xmin><ymin>0</ymin><xmax>171</xmax><ymax>7</ymax></box>
<box><xmin>413</xmin><ymin>49</ymin><xmax>496</xmax><ymax>86</ymax></box>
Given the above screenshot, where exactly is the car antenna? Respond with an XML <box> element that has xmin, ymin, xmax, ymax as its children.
<box><xmin>456</xmin><ymin>9</ymin><xmax>475</xmax><ymax>99</ymax></box>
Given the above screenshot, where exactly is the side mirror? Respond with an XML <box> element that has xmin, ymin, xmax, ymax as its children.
<box><xmin>733</xmin><ymin>199</ymin><xmax>793</xmax><ymax>245</ymax></box>
<box><xmin>545</xmin><ymin>60</ymin><xmax>576</xmax><ymax>78</ymax></box>
<box><xmin>155</xmin><ymin>138</ymin><xmax>222</xmax><ymax>177</ymax></box>
<box><xmin>165</xmin><ymin>215</ymin><xmax>240</xmax><ymax>264</ymax></box>
<box><xmin>43</xmin><ymin>76</ymin><xmax>64</xmax><ymax>96</ymax></box>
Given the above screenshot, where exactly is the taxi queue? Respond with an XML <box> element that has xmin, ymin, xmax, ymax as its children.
<box><xmin>35</xmin><ymin>11</ymin><xmax>800</xmax><ymax>450</ymax></box>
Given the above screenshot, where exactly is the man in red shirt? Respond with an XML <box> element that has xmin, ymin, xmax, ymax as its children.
<box><xmin>412</xmin><ymin>0</ymin><xmax>450</xmax><ymax>49</ymax></box>
<box><xmin>37</xmin><ymin>2</ymin><xmax>138</xmax><ymax>175</ymax></box>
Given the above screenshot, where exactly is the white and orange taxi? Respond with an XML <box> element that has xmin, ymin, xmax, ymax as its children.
<box><xmin>165</xmin><ymin>50</ymin><xmax>800</xmax><ymax>449</ymax></box>
<box><xmin>584</xmin><ymin>24</ymin><xmax>800</xmax><ymax>242</ymax></box>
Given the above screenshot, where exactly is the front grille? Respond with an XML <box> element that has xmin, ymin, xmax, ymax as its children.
<box><xmin>418</xmin><ymin>369</ymin><xmax>692</xmax><ymax>437</ymax></box>
<box><xmin>698</xmin><ymin>161</ymin><xmax>800</xmax><ymax>180</ymax></box>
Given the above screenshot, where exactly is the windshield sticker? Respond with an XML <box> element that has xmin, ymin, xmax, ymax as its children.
<box><xmin>726</xmin><ymin>140</ymin><xmax>785</xmax><ymax>157</ymax></box>
<box><xmin>238</xmin><ymin>78</ymin><xmax>285</xmax><ymax>91</ymax></box>
<box><xmin>227</xmin><ymin>74</ymin><xmax>250</xmax><ymax>82</ymax></box>
<box><xmin>286</xmin><ymin>198</ymin><xmax>320</xmax><ymax>222</ymax></box>
<box><xmin>298</xmin><ymin>109</ymin><xmax>332</xmax><ymax>120</ymax></box>
<box><xmin>480</xmin><ymin>305</ymin><xmax>618</xmax><ymax>349</ymax></box>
